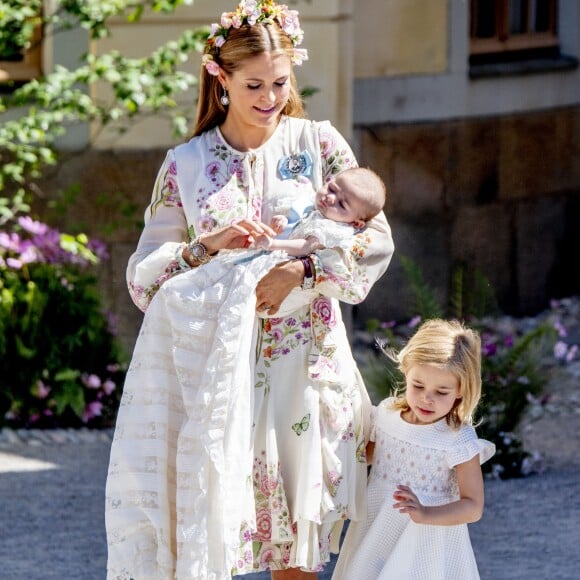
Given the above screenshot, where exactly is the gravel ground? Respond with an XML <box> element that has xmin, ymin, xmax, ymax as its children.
<box><xmin>1</xmin><ymin>423</ymin><xmax>578</xmax><ymax>580</ymax></box>
<box><xmin>1</xmin><ymin>329</ymin><xmax>578</xmax><ymax>579</ymax></box>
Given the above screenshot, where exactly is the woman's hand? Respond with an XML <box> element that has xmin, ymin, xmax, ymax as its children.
<box><xmin>202</xmin><ymin>219</ymin><xmax>277</xmax><ymax>254</ymax></box>
<box><xmin>255</xmin><ymin>259</ymin><xmax>304</xmax><ymax>315</ymax></box>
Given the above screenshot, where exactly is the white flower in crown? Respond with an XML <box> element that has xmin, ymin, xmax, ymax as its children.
<box><xmin>204</xmin><ymin>0</ymin><xmax>308</xmax><ymax>75</ymax></box>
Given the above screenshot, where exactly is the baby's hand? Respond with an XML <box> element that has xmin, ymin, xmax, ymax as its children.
<box><xmin>270</xmin><ymin>214</ymin><xmax>289</xmax><ymax>234</ymax></box>
<box><xmin>254</xmin><ymin>233</ymin><xmax>274</xmax><ymax>250</ymax></box>
<box><xmin>392</xmin><ymin>484</ymin><xmax>427</xmax><ymax>523</ymax></box>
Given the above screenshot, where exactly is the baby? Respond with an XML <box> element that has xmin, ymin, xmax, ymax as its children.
<box><xmin>256</xmin><ymin>166</ymin><xmax>387</xmax><ymax>256</ymax></box>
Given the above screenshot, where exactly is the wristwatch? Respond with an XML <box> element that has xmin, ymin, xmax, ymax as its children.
<box><xmin>186</xmin><ymin>237</ymin><xmax>212</xmax><ymax>266</ymax></box>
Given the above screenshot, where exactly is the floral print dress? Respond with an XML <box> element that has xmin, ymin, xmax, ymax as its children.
<box><xmin>105</xmin><ymin>116</ymin><xmax>394</xmax><ymax>579</ymax></box>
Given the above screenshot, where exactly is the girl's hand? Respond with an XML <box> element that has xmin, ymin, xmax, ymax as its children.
<box><xmin>255</xmin><ymin>259</ymin><xmax>304</xmax><ymax>315</ymax></box>
<box><xmin>202</xmin><ymin>219</ymin><xmax>277</xmax><ymax>254</ymax></box>
<box><xmin>392</xmin><ymin>485</ymin><xmax>427</xmax><ymax>523</ymax></box>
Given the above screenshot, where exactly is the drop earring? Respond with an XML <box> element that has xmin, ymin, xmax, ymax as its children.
<box><xmin>220</xmin><ymin>87</ymin><xmax>230</xmax><ymax>106</ymax></box>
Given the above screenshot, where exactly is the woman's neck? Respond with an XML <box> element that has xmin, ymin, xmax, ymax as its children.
<box><xmin>219</xmin><ymin>115</ymin><xmax>281</xmax><ymax>152</ymax></box>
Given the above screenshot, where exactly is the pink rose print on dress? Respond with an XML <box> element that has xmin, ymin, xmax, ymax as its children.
<box><xmin>312</xmin><ymin>297</ymin><xmax>337</xmax><ymax>329</ymax></box>
<box><xmin>214</xmin><ymin>191</ymin><xmax>234</xmax><ymax>211</ymax></box>
<box><xmin>319</xmin><ymin>130</ymin><xmax>337</xmax><ymax>158</ymax></box>
<box><xmin>197</xmin><ymin>215</ymin><xmax>216</xmax><ymax>233</ymax></box>
<box><xmin>254</xmin><ymin>507</ymin><xmax>272</xmax><ymax>541</ymax></box>
<box><xmin>206</xmin><ymin>161</ymin><xmax>221</xmax><ymax>181</ymax></box>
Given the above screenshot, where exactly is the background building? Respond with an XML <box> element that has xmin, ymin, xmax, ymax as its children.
<box><xmin>4</xmin><ymin>0</ymin><xmax>579</xmax><ymax>354</ymax></box>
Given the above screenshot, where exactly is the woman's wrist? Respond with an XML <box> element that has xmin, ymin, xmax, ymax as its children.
<box><xmin>298</xmin><ymin>255</ymin><xmax>315</xmax><ymax>290</ymax></box>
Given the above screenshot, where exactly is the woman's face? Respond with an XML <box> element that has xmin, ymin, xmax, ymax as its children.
<box><xmin>219</xmin><ymin>52</ymin><xmax>292</xmax><ymax>132</ymax></box>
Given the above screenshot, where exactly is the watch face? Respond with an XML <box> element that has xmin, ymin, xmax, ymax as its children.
<box><xmin>191</xmin><ymin>244</ymin><xmax>204</xmax><ymax>257</ymax></box>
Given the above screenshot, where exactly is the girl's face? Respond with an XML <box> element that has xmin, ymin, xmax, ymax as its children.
<box><xmin>403</xmin><ymin>364</ymin><xmax>461</xmax><ymax>425</ymax></box>
<box><xmin>219</xmin><ymin>52</ymin><xmax>292</xmax><ymax>134</ymax></box>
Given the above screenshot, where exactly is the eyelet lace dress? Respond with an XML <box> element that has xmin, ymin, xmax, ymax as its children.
<box><xmin>332</xmin><ymin>398</ymin><xmax>495</xmax><ymax>580</ymax></box>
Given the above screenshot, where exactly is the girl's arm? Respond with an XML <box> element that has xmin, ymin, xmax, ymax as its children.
<box><xmin>392</xmin><ymin>455</ymin><xmax>485</xmax><ymax>525</ymax></box>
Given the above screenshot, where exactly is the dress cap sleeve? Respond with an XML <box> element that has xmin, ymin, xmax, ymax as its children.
<box><xmin>446</xmin><ymin>426</ymin><xmax>496</xmax><ymax>468</ymax></box>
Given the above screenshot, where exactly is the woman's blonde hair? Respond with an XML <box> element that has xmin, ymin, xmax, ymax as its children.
<box><xmin>194</xmin><ymin>21</ymin><xmax>305</xmax><ymax>137</ymax></box>
<box><xmin>390</xmin><ymin>319</ymin><xmax>482</xmax><ymax>427</ymax></box>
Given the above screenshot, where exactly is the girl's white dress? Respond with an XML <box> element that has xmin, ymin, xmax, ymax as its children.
<box><xmin>332</xmin><ymin>398</ymin><xmax>495</xmax><ymax>580</ymax></box>
<box><xmin>105</xmin><ymin>116</ymin><xmax>394</xmax><ymax>579</ymax></box>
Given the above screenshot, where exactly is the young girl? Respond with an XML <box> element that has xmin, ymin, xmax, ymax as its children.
<box><xmin>333</xmin><ymin>318</ymin><xmax>495</xmax><ymax>580</ymax></box>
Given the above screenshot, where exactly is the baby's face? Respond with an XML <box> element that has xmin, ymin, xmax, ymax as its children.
<box><xmin>315</xmin><ymin>173</ymin><xmax>367</xmax><ymax>226</ymax></box>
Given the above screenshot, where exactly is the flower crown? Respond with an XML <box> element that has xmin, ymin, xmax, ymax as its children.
<box><xmin>202</xmin><ymin>0</ymin><xmax>308</xmax><ymax>76</ymax></box>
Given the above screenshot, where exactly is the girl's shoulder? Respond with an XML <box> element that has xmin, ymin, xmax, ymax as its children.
<box><xmin>446</xmin><ymin>423</ymin><xmax>496</xmax><ymax>467</ymax></box>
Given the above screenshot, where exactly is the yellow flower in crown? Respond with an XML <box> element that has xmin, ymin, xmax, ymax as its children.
<box><xmin>203</xmin><ymin>0</ymin><xmax>308</xmax><ymax>76</ymax></box>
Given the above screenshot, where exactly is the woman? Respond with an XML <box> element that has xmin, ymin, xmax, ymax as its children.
<box><xmin>105</xmin><ymin>1</ymin><xmax>394</xmax><ymax>579</ymax></box>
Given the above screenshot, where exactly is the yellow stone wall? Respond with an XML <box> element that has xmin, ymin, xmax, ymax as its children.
<box><xmin>90</xmin><ymin>0</ymin><xmax>354</xmax><ymax>148</ymax></box>
<box><xmin>353</xmin><ymin>0</ymin><xmax>448</xmax><ymax>77</ymax></box>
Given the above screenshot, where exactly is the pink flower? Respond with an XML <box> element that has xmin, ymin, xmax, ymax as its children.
<box><xmin>220</xmin><ymin>14</ymin><xmax>233</xmax><ymax>28</ymax></box>
<box><xmin>215</xmin><ymin>35</ymin><xmax>226</xmax><ymax>48</ymax></box>
<box><xmin>83</xmin><ymin>373</ymin><xmax>101</xmax><ymax>389</ymax></box>
<box><xmin>254</xmin><ymin>507</ymin><xmax>272</xmax><ymax>541</ymax></box>
<box><xmin>291</xmin><ymin>48</ymin><xmax>308</xmax><ymax>65</ymax></box>
<box><xmin>36</xmin><ymin>380</ymin><xmax>51</xmax><ymax>399</ymax></box>
<box><xmin>205</xmin><ymin>161</ymin><xmax>221</xmax><ymax>178</ymax></box>
<box><xmin>260</xmin><ymin>548</ymin><xmax>275</xmax><ymax>566</ymax></box>
<box><xmin>312</xmin><ymin>297</ymin><xmax>336</xmax><ymax>328</ymax></box>
<box><xmin>82</xmin><ymin>401</ymin><xmax>103</xmax><ymax>423</ymax></box>
<box><xmin>205</xmin><ymin>59</ymin><xmax>220</xmax><ymax>76</ymax></box>
<box><xmin>102</xmin><ymin>379</ymin><xmax>116</xmax><ymax>395</ymax></box>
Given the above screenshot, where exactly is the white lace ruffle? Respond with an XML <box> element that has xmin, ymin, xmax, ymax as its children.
<box><xmin>106</xmin><ymin>250</ymin><xmax>288</xmax><ymax>579</ymax></box>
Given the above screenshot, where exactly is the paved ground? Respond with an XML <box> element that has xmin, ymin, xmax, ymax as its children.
<box><xmin>0</xmin><ymin>436</ymin><xmax>578</xmax><ymax>579</ymax></box>
<box><xmin>0</xmin><ymin>363</ymin><xmax>578</xmax><ymax>579</ymax></box>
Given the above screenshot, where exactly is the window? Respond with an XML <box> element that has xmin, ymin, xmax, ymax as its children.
<box><xmin>470</xmin><ymin>0</ymin><xmax>558</xmax><ymax>60</ymax></box>
<box><xmin>0</xmin><ymin>21</ymin><xmax>43</xmax><ymax>83</ymax></box>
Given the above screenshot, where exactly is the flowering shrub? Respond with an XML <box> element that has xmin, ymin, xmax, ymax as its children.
<box><xmin>0</xmin><ymin>216</ymin><xmax>126</xmax><ymax>429</ymax></box>
<box><xmin>359</xmin><ymin>257</ymin><xmax>579</xmax><ymax>479</ymax></box>
<box><xmin>361</xmin><ymin>312</ymin><xmax>569</xmax><ymax>479</ymax></box>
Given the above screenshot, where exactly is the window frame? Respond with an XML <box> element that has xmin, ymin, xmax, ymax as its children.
<box><xmin>0</xmin><ymin>21</ymin><xmax>43</xmax><ymax>83</ymax></box>
<box><xmin>470</xmin><ymin>0</ymin><xmax>559</xmax><ymax>58</ymax></box>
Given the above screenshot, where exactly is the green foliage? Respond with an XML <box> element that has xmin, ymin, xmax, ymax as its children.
<box><xmin>1</xmin><ymin>0</ymin><xmax>206</xmax><ymax>220</ymax></box>
<box><xmin>0</xmin><ymin>222</ymin><xmax>126</xmax><ymax>428</ymax></box>
<box><xmin>362</xmin><ymin>255</ymin><xmax>556</xmax><ymax>479</ymax></box>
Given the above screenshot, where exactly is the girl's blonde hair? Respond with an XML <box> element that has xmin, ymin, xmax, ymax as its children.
<box><xmin>194</xmin><ymin>21</ymin><xmax>305</xmax><ymax>137</ymax></box>
<box><xmin>391</xmin><ymin>319</ymin><xmax>482</xmax><ymax>427</ymax></box>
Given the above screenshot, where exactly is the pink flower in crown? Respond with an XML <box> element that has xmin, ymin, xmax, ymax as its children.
<box><xmin>292</xmin><ymin>48</ymin><xmax>308</xmax><ymax>65</ymax></box>
<box><xmin>278</xmin><ymin>9</ymin><xmax>303</xmax><ymax>40</ymax></box>
<box><xmin>202</xmin><ymin>54</ymin><xmax>220</xmax><ymax>76</ymax></box>
<box><xmin>241</xmin><ymin>1</ymin><xmax>259</xmax><ymax>18</ymax></box>
<box><xmin>221</xmin><ymin>13</ymin><xmax>233</xmax><ymax>29</ymax></box>
<box><xmin>215</xmin><ymin>35</ymin><xmax>226</xmax><ymax>48</ymax></box>
<box><xmin>209</xmin><ymin>23</ymin><xmax>221</xmax><ymax>38</ymax></box>
<box><xmin>312</xmin><ymin>297</ymin><xmax>336</xmax><ymax>328</ymax></box>
<box><xmin>232</xmin><ymin>13</ymin><xmax>243</xmax><ymax>27</ymax></box>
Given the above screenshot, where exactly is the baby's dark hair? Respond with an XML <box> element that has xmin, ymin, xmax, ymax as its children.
<box><xmin>346</xmin><ymin>167</ymin><xmax>387</xmax><ymax>221</ymax></box>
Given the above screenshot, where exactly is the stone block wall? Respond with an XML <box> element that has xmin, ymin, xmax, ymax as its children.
<box><xmin>353</xmin><ymin>105</ymin><xmax>580</xmax><ymax>325</ymax></box>
<box><xmin>39</xmin><ymin>106</ymin><xmax>580</xmax><ymax>354</ymax></box>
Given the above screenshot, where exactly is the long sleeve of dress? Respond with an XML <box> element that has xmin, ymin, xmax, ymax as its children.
<box><xmin>126</xmin><ymin>151</ymin><xmax>190</xmax><ymax>311</ymax></box>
